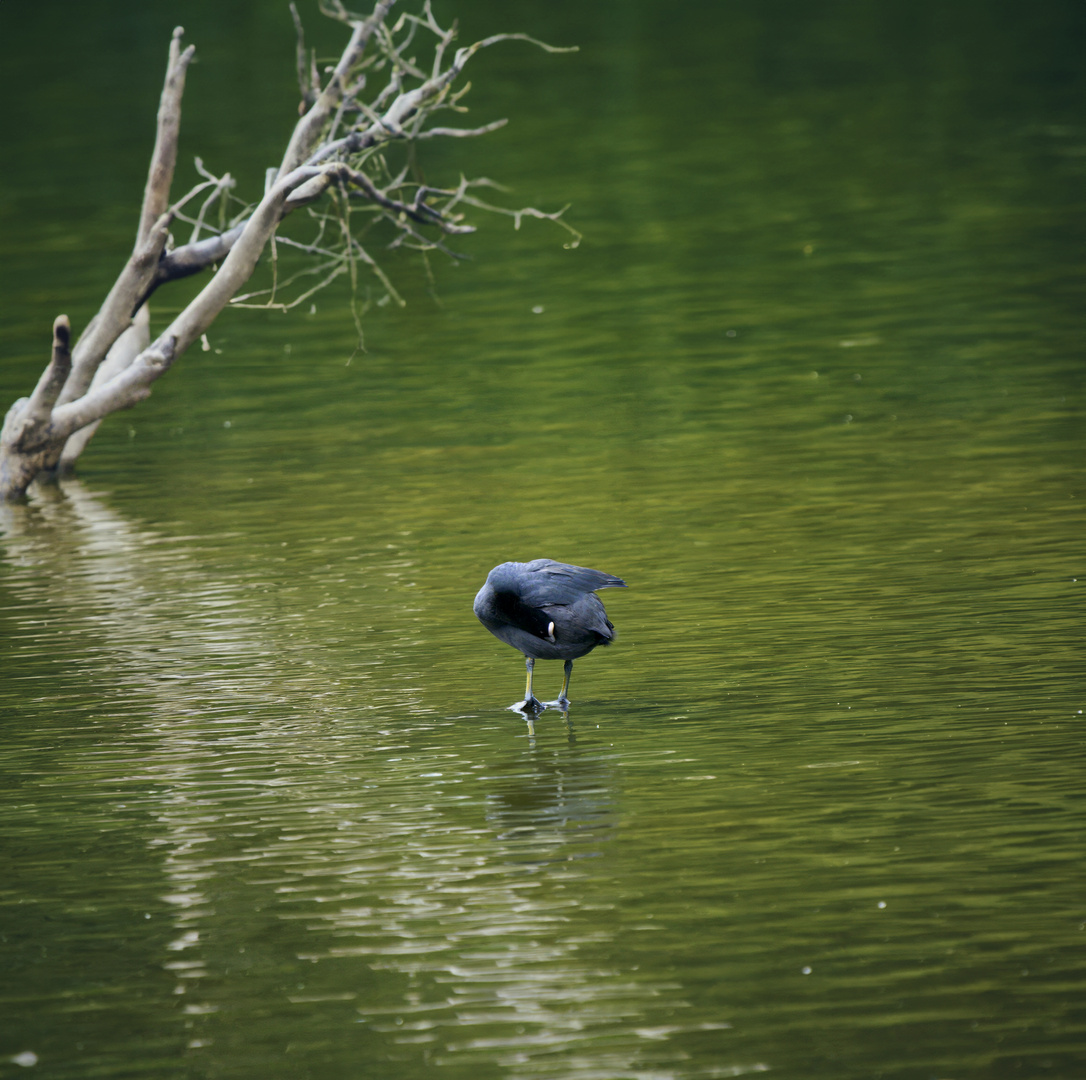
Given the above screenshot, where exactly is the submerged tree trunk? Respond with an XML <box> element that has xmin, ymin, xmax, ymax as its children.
<box><xmin>1</xmin><ymin>1</ymin><xmax>577</xmax><ymax>502</ymax></box>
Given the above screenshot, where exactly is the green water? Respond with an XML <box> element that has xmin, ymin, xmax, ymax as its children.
<box><xmin>1</xmin><ymin>1</ymin><xmax>1083</xmax><ymax>1078</ymax></box>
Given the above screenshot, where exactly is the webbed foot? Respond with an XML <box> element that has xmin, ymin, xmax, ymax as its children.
<box><xmin>510</xmin><ymin>696</ymin><xmax>544</xmax><ymax>713</ymax></box>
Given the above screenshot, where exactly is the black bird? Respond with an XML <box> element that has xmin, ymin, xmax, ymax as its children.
<box><xmin>473</xmin><ymin>559</ymin><xmax>627</xmax><ymax>711</ymax></box>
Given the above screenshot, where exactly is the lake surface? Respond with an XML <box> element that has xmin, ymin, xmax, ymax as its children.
<box><xmin>1</xmin><ymin>1</ymin><xmax>1083</xmax><ymax>1078</ymax></box>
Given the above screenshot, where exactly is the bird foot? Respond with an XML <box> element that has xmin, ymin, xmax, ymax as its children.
<box><xmin>509</xmin><ymin>696</ymin><xmax>544</xmax><ymax>713</ymax></box>
<box><xmin>543</xmin><ymin>696</ymin><xmax>571</xmax><ymax>710</ymax></box>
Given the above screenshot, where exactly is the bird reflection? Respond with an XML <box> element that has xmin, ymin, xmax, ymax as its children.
<box><xmin>522</xmin><ymin>705</ymin><xmax>575</xmax><ymax>746</ymax></box>
<box><xmin>483</xmin><ymin>748</ymin><xmax>614</xmax><ymax>854</ymax></box>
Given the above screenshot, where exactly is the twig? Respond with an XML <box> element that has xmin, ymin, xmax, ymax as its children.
<box><xmin>457</xmin><ymin>194</ymin><xmax>582</xmax><ymax>248</ymax></box>
<box><xmin>289</xmin><ymin>3</ymin><xmax>316</xmax><ymax>109</ymax></box>
<box><xmin>232</xmin><ymin>261</ymin><xmax>349</xmax><ymax>310</ymax></box>
<box><xmin>279</xmin><ymin>0</ymin><xmax>398</xmax><ymax>176</ymax></box>
<box><xmin>413</xmin><ymin>119</ymin><xmax>507</xmax><ymax>139</ymax></box>
<box><xmin>342</xmin><ymin>165</ymin><xmax>474</xmax><ymax>233</ymax></box>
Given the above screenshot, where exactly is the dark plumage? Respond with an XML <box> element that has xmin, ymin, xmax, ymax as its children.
<box><xmin>473</xmin><ymin>558</ymin><xmax>627</xmax><ymax>710</ymax></box>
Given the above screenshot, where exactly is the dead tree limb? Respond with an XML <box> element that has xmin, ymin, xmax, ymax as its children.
<box><xmin>140</xmin><ymin>28</ymin><xmax>196</xmax><ymax>245</ymax></box>
<box><xmin>1</xmin><ymin>1</ymin><xmax>579</xmax><ymax>501</ymax></box>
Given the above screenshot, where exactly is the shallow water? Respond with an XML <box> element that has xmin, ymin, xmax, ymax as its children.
<box><xmin>1</xmin><ymin>1</ymin><xmax>1084</xmax><ymax>1078</ymax></box>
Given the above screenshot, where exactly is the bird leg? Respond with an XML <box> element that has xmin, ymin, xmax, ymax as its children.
<box><xmin>556</xmin><ymin>658</ymin><xmax>573</xmax><ymax>708</ymax></box>
<box><xmin>513</xmin><ymin>655</ymin><xmax>544</xmax><ymax>712</ymax></box>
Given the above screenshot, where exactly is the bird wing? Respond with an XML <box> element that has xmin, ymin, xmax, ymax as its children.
<box><xmin>520</xmin><ymin>560</ymin><xmax>627</xmax><ymax>607</ymax></box>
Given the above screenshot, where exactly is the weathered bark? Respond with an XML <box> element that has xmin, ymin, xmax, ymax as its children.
<box><xmin>1</xmin><ymin>1</ymin><xmax>578</xmax><ymax>501</ymax></box>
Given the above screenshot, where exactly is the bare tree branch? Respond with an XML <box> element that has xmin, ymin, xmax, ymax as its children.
<box><xmin>0</xmin><ymin>318</ymin><xmax>74</xmax><ymax>497</ymax></box>
<box><xmin>1</xmin><ymin>5</ymin><xmax>579</xmax><ymax>501</ymax></box>
<box><xmin>59</xmin><ymin>307</ymin><xmax>151</xmax><ymax>470</ymax></box>
<box><xmin>56</xmin><ymin>214</ymin><xmax>173</xmax><ymax>408</ymax></box>
<box><xmin>279</xmin><ymin>0</ymin><xmax>397</xmax><ymax>177</ymax></box>
<box><xmin>340</xmin><ymin>165</ymin><xmax>474</xmax><ymax>232</ymax></box>
<box><xmin>289</xmin><ymin>3</ymin><xmax>317</xmax><ymax>112</ymax></box>
<box><xmin>50</xmin><ymin>339</ymin><xmax>177</xmax><ymax>440</ymax></box>
<box><xmin>414</xmin><ymin>119</ymin><xmax>508</xmax><ymax>139</ymax></box>
<box><xmin>26</xmin><ymin>317</ymin><xmax>73</xmax><ymax>423</ymax></box>
<box><xmin>140</xmin><ymin>29</ymin><xmax>196</xmax><ymax>245</ymax></box>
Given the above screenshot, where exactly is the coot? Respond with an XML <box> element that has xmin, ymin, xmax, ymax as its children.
<box><xmin>473</xmin><ymin>558</ymin><xmax>627</xmax><ymax>711</ymax></box>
